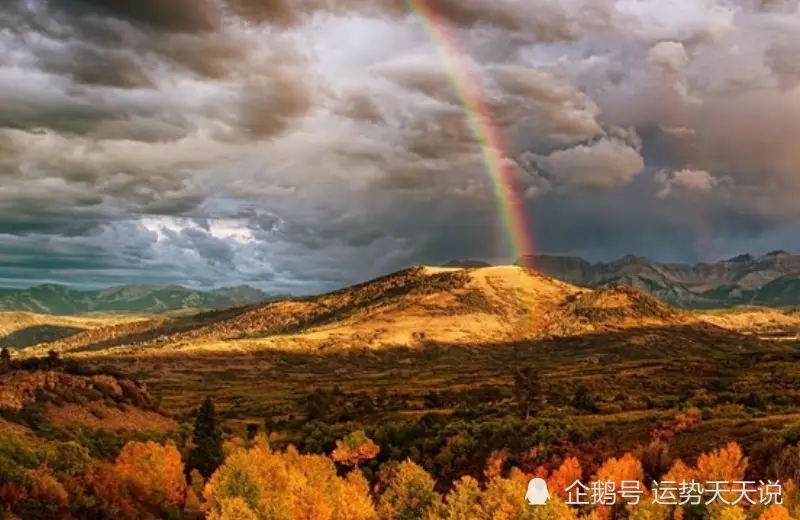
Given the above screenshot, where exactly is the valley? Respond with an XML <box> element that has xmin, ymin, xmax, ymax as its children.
<box><xmin>6</xmin><ymin>265</ymin><xmax>800</xmax><ymax>455</ymax></box>
<box><xmin>4</xmin><ymin>264</ymin><xmax>800</xmax><ymax>518</ymax></box>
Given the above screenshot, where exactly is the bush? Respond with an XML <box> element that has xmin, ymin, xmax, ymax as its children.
<box><xmin>18</xmin><ymin>405</ymin><xmax>50</xmax><ymax>432</ymax></box>
<box><xmin>574</xmin><ymin>385</ymin><xmax>599</xmax><ymax>413</ymax></box>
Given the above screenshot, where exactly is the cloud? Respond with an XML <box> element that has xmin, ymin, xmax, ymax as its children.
<box><xmin>526</xmin><ymin>138</ymin><xmax>645</xmax><ymax>191</ymax></box>
<box><xmin>66</xmin><ymin>0</ymin><xmax>221</xmax><ymax>33</ymax></box>
<box><xmin>655</xmin><ymin>168</ymin><xmax>720</xmax><ymax>198</ymax></box>
<box><xmin>4</xmin><ymin>0</ymin><xmax>800</xmax><ymax>289</ymax></box>
<box><xmin>647</xmin><ymin>41</ymin><xmax>690</xmax><ymax>74</ymax></box>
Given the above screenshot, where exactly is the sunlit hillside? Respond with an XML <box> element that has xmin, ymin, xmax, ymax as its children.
<box><xmin>16</xmin><ymin>265</ymin><xmax>738</xmax><ymax>358</ymax></box>
<box><xmin>698</xmin><ymin>306</ymin><xmax>800</xmax><ymax>340</ymax></box>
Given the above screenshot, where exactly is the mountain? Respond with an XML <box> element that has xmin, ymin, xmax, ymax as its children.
<box><xmin>0</xmin><ymin>283</ymin><xmax>273</xmax><ymax>315</ymax></box>
<box><xmin>516</xmin><ymin>251</ymin><xmax>800</xmax><ymax>308</ymax></box>
<box><xmin>22</xmin><ymin>264</ymin><xmax>758</xmax><ymax>358</ymax></box>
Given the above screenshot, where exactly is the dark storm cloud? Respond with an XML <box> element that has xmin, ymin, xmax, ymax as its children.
<box><xmin>154</xmin><ymin>34</ymin><xmax>248</xmax><ymax>79</ymax></box>
<box><xmin>66</xmin><ymin>0</ymin><xmax>220</xmax><ymax>33</ymax></box>
<box><xmin>37</xmin><ymin>45</ymin><xmax>155</xmax><ymax>89</ymax></box>
<box><xmin>237</xmin><ymin>73</ymin><xmax>313</xmax><ymax>139</ymax></box>
<box><xmin>4</xmin><ymin>0</ymin><xmax>800</xmax><ymax>291</ymax></box>
<box><xmin>0</xmin><ymin>90</ymin><xmax>119</xmax><ymax>136</ymax></box>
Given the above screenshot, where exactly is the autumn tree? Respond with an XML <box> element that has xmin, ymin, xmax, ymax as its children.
<box><xmin>695</xmin><ymin>442</ymin><xmax>747</xmax><ymax>483</ymax></box>
<box><xmin>208</xmin><ymin>496</ymin><xmax>258</xmax><ymax>520</ymax></box>
<box><xmin>627</xmin><ymin>500</ymin><xmax>672</xmax><ymax>520</ymax></box>
<box><xmin>483</xmin><ymin>450</ymin><xmax>508</xmax><ymax>480</ymax></box>
<box><xmin>480</xmin><ymin>475</ymin><xmax>579</xmax><ymax>519</ymax></box>
<box><xmin>593</xmin><ymin>452</ymin><xmax>643</xmax><ymax>517</ymax></box>
<box><xmin>331</xmin><ymin>431</ymin><xmax>380</xmax><ymax>468</ymax></box>
<box><xmin>377</xmin><ymin>459</ymin><xmax>440</xmax><ymax>520</ymax></box>
<box><xmin>759</xmin><ymin>504</ymin><xmax>792</xmax><ymax>520</ymax></box>
<box><xmin>707</xmin><ymin>504</ymin><xmax>747</xmax><ymax>520</ymax></box>
<box><xmin>659</xmin><ymin>442</ymin><xmax>748</xmax><ymax>517</ymax></box>
<box><xmin>440</xmin><ymin>476</ymin><xmax>484</xmax><ymax>519</ymax></box>
<box><xmin>548</xmin><ymin>457</ymin><xmax>583</xmax><ymax>500</ymax></box>
<box><xmin>339</xmin><ymin>470</ymin><xmax>379</xmax><ymax>520</ymax></box>
<box><xmin>205</xmin><ymin>435</ymin><xmax>377</xmax><ymax>520</ymax></box>
<box><xmin>594</xmin><ymin>453</ymin><xmax>644</xmax><ymax>487</ymax></box>
<box><xmin>188</xmin><ymin>396</ymin><xmax>224</xmax><ymax>479</ymax></box>
<box><xmin>81</xmin><ymin>460</ymin><xmax>152</xmax><ymax>520</ymax></box>
<box><xmin>114</xmin><ymin>440</ymin><xmax>187</xmax><ymax>512</ymax></box>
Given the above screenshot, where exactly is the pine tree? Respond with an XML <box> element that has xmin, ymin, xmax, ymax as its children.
<box><xmin>573</xmin><ymin>384</ymin><xmax>598</xmax><ymax>413</ymax></box>
<box><xmin>0</xmin><ymin>347</ymin><xmax>11</xmax><ymax>373</ymax></box>
<box><xmin>188</xmin><ymin>397</ymin><xmax>224</xmax><ymax>479</ymax></box>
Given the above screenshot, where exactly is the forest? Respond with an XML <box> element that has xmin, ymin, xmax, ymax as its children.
<box><xmin>1</xmin><ymin>396</ymin><xmax>797</xmax><ymax>520</ymax></box>
<box><xmin>2</xmin><ymin>349</ymin><xmax>800</xmax><ymax>520</ymax></box>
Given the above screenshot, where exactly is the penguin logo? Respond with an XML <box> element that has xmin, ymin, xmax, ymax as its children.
<box><xmin>525</xmin><ymin>478</ymin><xmax>550</xmax><ymax>505</ymax></box>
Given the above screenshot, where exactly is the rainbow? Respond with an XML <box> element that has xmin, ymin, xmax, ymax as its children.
<box><xmin>407</xmin><ymin>0</ymin><xmax>535</xmax><ymax>265</ymax></box>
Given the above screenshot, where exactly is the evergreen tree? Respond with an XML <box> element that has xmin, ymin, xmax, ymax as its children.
<box><xmin>0</xmin><ymin>347</ymin><xmax>10</xmax><ymax>373</ymax></box>
<box><xmin>188</xmin><ymin>397</ymin><xmax>224</xmax><ymax>479</ymax></box>
<box><xmin>245</xmin><ymin>423</ymin><xmax>259</xmax><ymax>441</ymax></box>
<box><xmin>574</xmin><ymin>384</ymin><xmax>599</xmax><ymax>413</ymax></box>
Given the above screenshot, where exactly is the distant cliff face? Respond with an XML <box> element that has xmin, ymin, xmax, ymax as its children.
<box><xmin>0</xmin><ymin>284</ymin><xmax>273</xmax><ymax>315</ymax></box>
<box><xmin>516</xmin><ymin>251</ymin><xmax>800</xmax><ymax>308</ymax></box>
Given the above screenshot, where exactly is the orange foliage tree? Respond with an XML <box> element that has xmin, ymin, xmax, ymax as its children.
<box><xmin>82</xmin><ymin>460</ymin><xmax>156</xmax><ymax>520</ymax></box>
<box><xmin>594</xmin><ymin>453</ymin><xmax>644</xmax><ymax>488</ymax></box>
<box><xmin>549</xmin><ymin>457</ymin><xmax>583</xmax><ymax>500</ymax></box>
<box><xmin>205</xmin><ymin>435</ymin><xmax>377</xmax><ymax>520</ymax></box>
<box><xmin>652</xmin><ymin>408</ymin><xmax>703</xmax><ymax>442</ymax></box>
<box><xmin>759</xmin><ymin>504</ymin><xmax>791</xmax><ymax>520</ymax></box>
<box><xmin>114</xmin><ymin>440</ymin><xmax>188</xmax><ymax>511</ymax></box>
<box><xmin>695</xmin><ymin>442</ymin><xmax>747</xmax><ymax>483</ymax></box>
<box><xmin>331</xmin><ymin>431</ymin><xmax>380</xmax><ymax>468</ymax></box>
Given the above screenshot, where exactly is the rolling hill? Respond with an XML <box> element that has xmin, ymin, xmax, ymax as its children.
<box><xmin>0</xmin><ymin>312</ymin><xmax>150</xmax><ymax>349</ymax></box>
<box><xmin>17</xmin><ymin>265</ymin><xmax>769</xmax><ymax>359</ymax></box>
<box><xmin>518</xmin><ymin>250</ymin><xmax>800</xmax><ymax>308</ymax></box>
<box><xmin>0</xmin><ymin>283</ymin><xmax>273</xmax><ymax>315</ymax></box>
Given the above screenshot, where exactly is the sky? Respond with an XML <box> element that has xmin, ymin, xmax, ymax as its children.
<box><xmin>2</xmin><ymin>0</ymin><xmax>800</xmax><ymax>292</ymax></box>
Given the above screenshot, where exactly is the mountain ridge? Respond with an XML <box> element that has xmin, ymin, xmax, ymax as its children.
<box><xmin>514</xmin><ymin>251</ymin><xmax>800</xmax><ymax>308</ymax></box>
<box><xmin>0</xmin><ymin>283</ymin><xmax>274</xmax><ymax>315</ymax></box>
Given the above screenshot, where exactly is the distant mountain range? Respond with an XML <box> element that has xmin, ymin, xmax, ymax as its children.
<box><xmin>8</xmin><ymin>250</ymin><xmax>800</xmax><ymax>315</ymax></box>
<box><xmin>0</xmin><ymin>284</ymin><xmax>274</xmax><ymax>315</ymax></box>
<box><xmin>512</xmin><ymin>251</ymin><xmax>800</xmax><ymax>308</ymax></box>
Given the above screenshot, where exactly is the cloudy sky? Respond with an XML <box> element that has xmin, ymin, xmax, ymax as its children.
<box><xmin>2</xmin><ymin>0</ymin><xmax>800</xmax><ymax>292</ymax></box>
